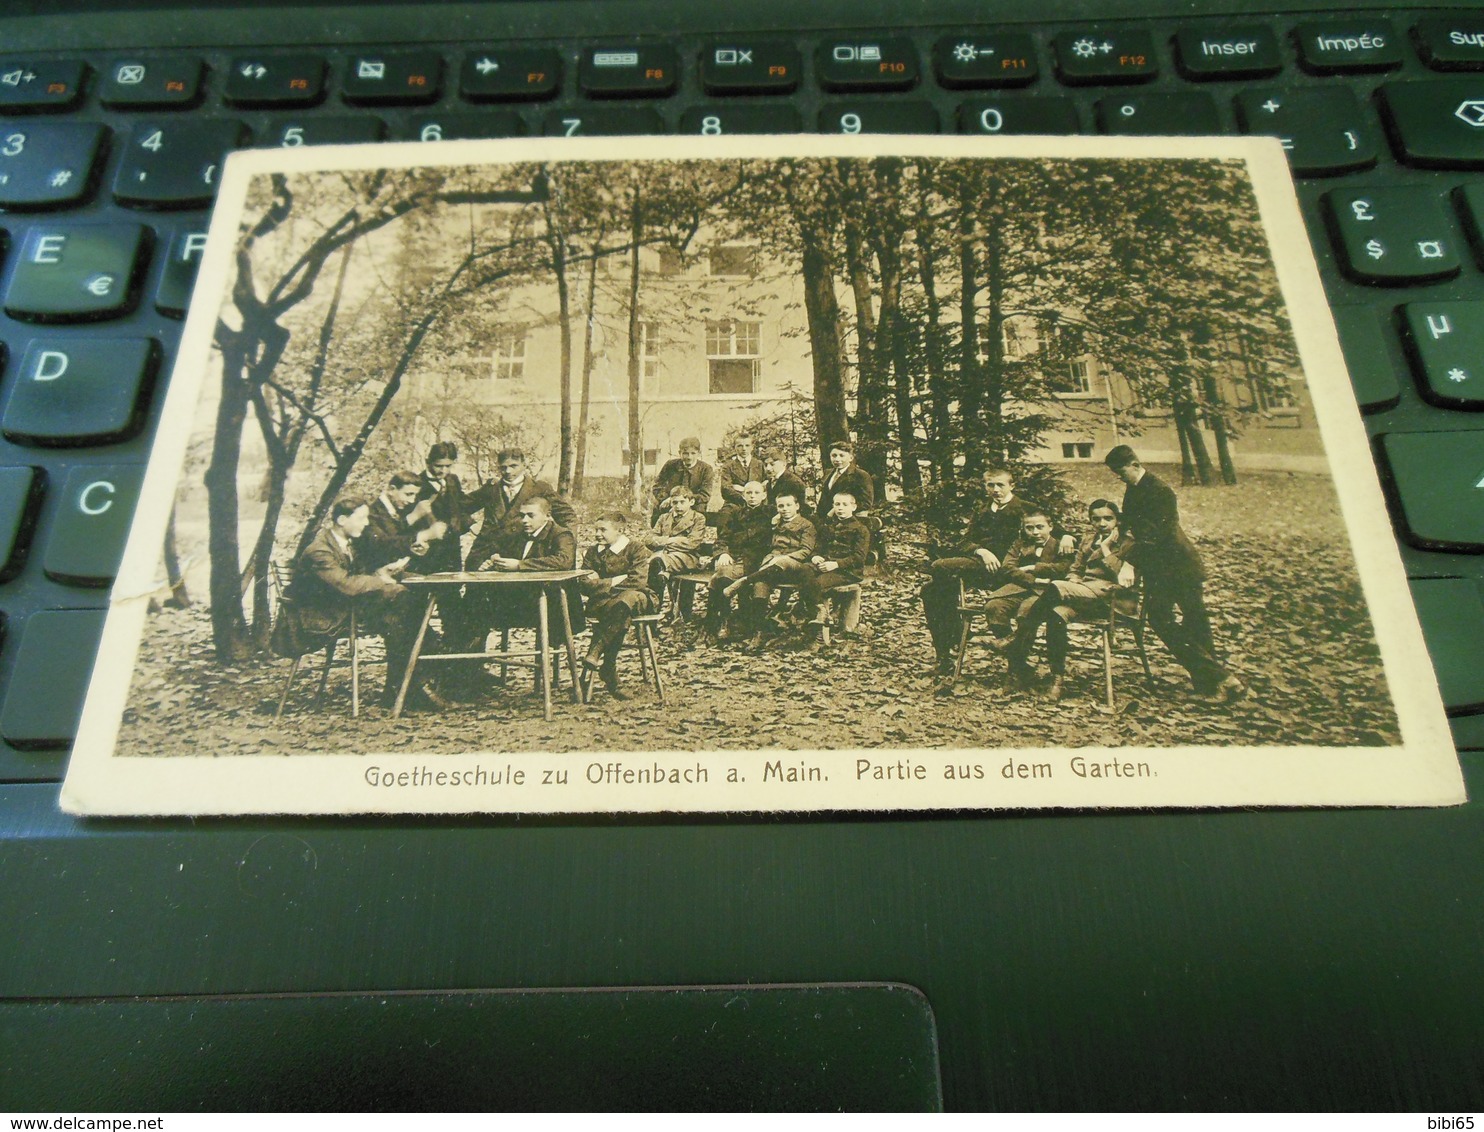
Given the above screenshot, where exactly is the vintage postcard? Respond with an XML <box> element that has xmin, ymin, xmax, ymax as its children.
<box><xmin>60</xmin><ymin>134</ymin><xmax>1465</xmax><ymax>815</ymax></box>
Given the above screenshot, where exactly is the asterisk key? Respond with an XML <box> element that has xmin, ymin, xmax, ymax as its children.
<box><xmin>1449</xmin><ymin>368</ymin><xmax>1469</xmax><ymax>383</ymax></box>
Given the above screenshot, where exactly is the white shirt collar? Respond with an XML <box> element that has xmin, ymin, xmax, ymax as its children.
<box><xmin>607</xmin><ymin>535</ymin><xmax>630</xmax><ymax>553</ymax></box>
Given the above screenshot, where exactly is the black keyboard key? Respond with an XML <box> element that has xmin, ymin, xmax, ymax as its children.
<box><xmin>4</xmin><ymin>224</ymin><xmax>147</xmax><ymax>322</ymax></box>
<box><xmin>1408</xmin><ymin>578</ymin><xmax>1484</xmax><ymax>712</ymax></box>
<box><xmin>542</xmin><ymin>108</ymin><xmax>664</xmax><ymax>137</ymax></box>
<box><xmin>1324</xmin><ymin>188</ymin><xmax>1461</xmax><ymax>285</ymax></box>
<box><xmin>43</xmin><ymin>464</ymin><xmax>144</xmax><ymax>585</ymax></box>
<box><xmin>680</xmin><ymin>105</ymin><xmax>801</xmax><ymax>135</ymax></box>
<box><xmin>0</xmin><ymin>609</ymin><xmax>105</xmax><ymax>747</ymax></box>
<box><xmin>1237</xmin><ymin>88</ymin><xmax>1376</xmax><ymax>176</ymax></box>
<box><xmin>460</xmin><ymin>49</ymin><xmax>561</xmax><ymax>102</ymax></box>
<box><xmin>1380</xmin><ymin>431</ymin><xmax>1484</xmax><ymax>551</ymax></box>
<box><xmin>820</xmin><ymin>102</ymin><xmax>937</xmax><ymax>134</ymax></box>
<box><xmin>0</xmin><ymin>466</ymin><xmax>40</xmax><ymax>579</ymax></box>
<box><xmin>1052</xmin><ymin>30</ymin><xmax>1157</xmax><ymax>84</ymax></box>
<box><xmin>0</xmin><ymin>122</ymin><xmax>105</xmax><ymax>210</ymax></box>
<box><xmin>407</xmin><ymin>113</ymin><xmax>524</xmax><ymax>142</ymax></box>
<box><xmin>700</xmin><ymin>42</ymin><xmax>800</xmax><ymax>95</ymax></box>
<box><xmin>0</xmin><ymin>61</ymin><xmax>86</xmax><ymax>113</ymax></box>
<box><xmin>98</xmin><ymin>57</ymin><xmax>203</xmax><ymax>109</ymax></box>
<box><xmin>342</xmin><ymin>52</ymin><xmax>442</xmax><ymax>105</ymax></box>
<box><xmin>1097</xmin><ymin>93</ymin><xmax>1221</xmax><ymax>135</ymax></box>
<box><xmin>817</xmin><ymin>38</ymin><xmax>919</xmax><ymax>92</ymax></box>
<box><xmin>934</xmin><ymin>33</ymin><xmax>1038</xmax><ymax>89</ymax></box>
<box><xmin>260</xmin><ymin>117</ymin><xmax>385</xmax><ymax>148</ymax></box>
<box><xmin>1401</xmin><ymin>301</ymin><xmax>1484</xmax><ymax>408</ymax></box>
<box><xmin>1414</xmin><ymin>17</ymin><xmax>1484</xmax><ymax>72</ymax></box>
<box><xmin>1295</xmin><ymin>21</ymin><xmax>1402</xmax><ymax>73</ymax></box>
<box><xmin>225</xmin><ymin>55</ymin><xmax>326</xmax><ymax>107</ymax></box>
<box><xmin>155</xmin><ymin>227</ymin><xmax>207</xmax><ymax>318</ymax></box>
<box><xmin>579</xmin><ymin>47</ymin><xmax>678</xmax><ymax>98</ymax></box>
<box><xmin>1175</xmin><ymin>27</ymin><xmax>1282</xmax><ymax>80</ymax></box>
<box><xmin>1455</xmin><ymin>183</ymin><xmax>1484</xmax><ymax>267</ymax></box>
<box><xmin>959</xmin><ymin>97</ymin><xmax>1080</xmax><ymax>135</ymax></box>
<box><xmin>1331</xmin><ymin>306</ymin><xmax>1401</xmax><ymax>412</ymax></box>
<box><xmin>3</xmin><ymin>338</ymin><xmax>157</xmax><ymax>446</ymax></box>
<box><xmin>1380</xmin><ymin>82</ymin><xmax>1484</xmax><ymax>170</ymax></box>
<box><xmin>112</xmin><ymin>121</ymin><xmax>243</xmax><ymax>209</ymax></box>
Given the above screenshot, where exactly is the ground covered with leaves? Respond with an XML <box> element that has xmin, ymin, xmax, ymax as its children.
<box><xmin>116</xmin><ymin>469</ymin><xmax>1401</xmax><ymax>759</ymax></box>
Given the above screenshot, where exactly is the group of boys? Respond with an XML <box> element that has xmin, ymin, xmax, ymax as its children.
<box><xmin>920</xmin><ymin>446</ymin><xmax>1244</xmax><ymax>703</ymax></box>
<box><xmin>278</xmin><ymin>435</ymin><xmax>1243</xmax><ymax>709</ymax></box>
<box><xmin>278</xmin><ymin>435</ymin><xmax>880</xmax><ymax>704</ymax></box>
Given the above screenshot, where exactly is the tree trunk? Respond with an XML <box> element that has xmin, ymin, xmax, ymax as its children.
<box><xmin>572</xmin><ymin>243</ymin><xmax>602</xmax><ymax>498</ymax></box>
<box><xmin>958</xmin><ymin>186</ymin><xmax>984</xmax><ymax>478</ymax></box>
<box><xmin>799</xmin><ymin>229</ymin><xmax>850</xmax><ymax>470</ymax></box>
<box><xmin>1200</xmin><ymin>368</ymin><xmax>1238</xmax><ymax>485</ymax></box>
<box><xmin>915</xmin><ymin>212</ymin><xmax>952</xmax><ymax>484</ymax></box>
<box><xmin>844</xmin><ymin>227</ymin><xmax>887</xmax><ymax>481</ymax></box>
<box><xmin>296</xmin><ymin>302</ymin><xmax>447</xmax><ymax>557</ymax></box>
<box><xmin>877</xmin><ymin>246</ymin><xmax>922</xmax><ymax>493</ymax></box>
<box><xmin>204</xmin><ymin>354</ymin><xmax>253</xmax><ymax>662</ymax></box>
<box><xmin>1171</xmin><ymin>372</ymin><xmax>1215</xmax><ymax>486</ymax></box>
<box><xmin>980</xmin><ymin>219</ymin><xmax>1008</xmax><ymax>469</ymax></box>
<box><xmin>551</xmin><ymin>231</ymin><xmax>574</xmax><ymax>494</ymax></box>
<box><xmin>162</xmin><ymin>507</ymin><xmax>190</xmax><ymax>608</ymax></box>
<box><xmin>626</xmin><ymin>191</ymin><xmax>644</xmax><ymax>514</ymax></box>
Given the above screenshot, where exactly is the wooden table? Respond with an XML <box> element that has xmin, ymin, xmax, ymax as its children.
<box><xmin>394</xmin><ymin>569</ymin><xmax>587</xmax><ymax>721</ymax></box>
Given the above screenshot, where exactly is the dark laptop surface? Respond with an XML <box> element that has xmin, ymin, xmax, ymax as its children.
<box><xmin>1</xmin><ymin>0</ymin><xmax>1483</xmax><ymax>1111</ymax></box>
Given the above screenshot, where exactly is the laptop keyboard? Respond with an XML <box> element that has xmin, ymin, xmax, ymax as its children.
<box><xmin>2</xmin><ymin>7</ymin><xmax>1484</xmax><ymax>780</ymax></box>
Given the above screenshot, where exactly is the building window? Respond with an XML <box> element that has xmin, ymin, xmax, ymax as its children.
<box><xmin>1066</xmin><ymin>360</ymin><xmax>1092</xmax><ymax>393</ymax></box>
<box><xmin>492</xmin><ymin>333</ymin><xmax>526</xmax><ymax>381</ymax></box>
<box><xmin>1247</xmin><ymin>374</ymin><xmax>1298</xmax><ymax>411</ymax></box>
<box><xmin>706</xmin><ymin>318</ymin><xmax>761</xmax><ymax>394</ymax></box>
<box><xmin>623</xmin><ymin>448</ymin><xmax>661</xmax><ymax>466</ymax></box>
<box><xmin>636</xmin><ymin>320</ymin><xmax>659</xmax><ymax>380</ymax></box>
<box><xmin>1000</xmin><ymin>317</ymin><xmax>1041</xmax><ymax>359</ymax></box>
<box><xmin>1060</xmin><ymin>442</ymin><xmax>1094</xmax><ymax>460</ymax></box>
<box><xmin>708</xmin><ymin>245</ymin><xmax>756</xmax><ymax>277</ymax></box>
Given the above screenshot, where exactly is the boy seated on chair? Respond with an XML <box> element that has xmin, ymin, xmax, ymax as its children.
<box><xmin>972</xmin><ymin>509</ymin><xmax>1076</xmax><ymax>641</ymax></box>
<box><xmin>643</xmin><ymin>485</ymin><xmax>707</xmax><ymax>605</ymax></box>
<box><xmin>796</xmin><ymin>490</ymin><xmax>870</xmax><ymax>640</ymax></box>
<box><xmin>705</xmin><ymin>480</ymin><xmax>773</xmax><ymax>640</ymax></box>
<box><xmin>1003</xmin><ymin>498</ymin><xmax>1130</xmax><ymax>699</ymax></box>
<box><xmin>271</xmin><ymin>495</ymin><xmax>444</xmax><ymax>711</ymax></box>
<box><xmin>723</xmin><ymin>490</ymin><xmax>816</xmax><ymax>641</ymax></box>
<box><xmin>579</xmin><ymin>512</ymin><xmax>657</xmax><ymax>701</ymax></box>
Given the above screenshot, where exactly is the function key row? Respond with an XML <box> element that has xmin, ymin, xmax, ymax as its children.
<box><xmin>1</xmin><ymin>17</ymin><xmax>1484</xmax><ymax>115</ymax></box>
<box><xmin>1</xmin><ymin>82</ymin><xmax>1481</xmax><ymax>216</ymax></box>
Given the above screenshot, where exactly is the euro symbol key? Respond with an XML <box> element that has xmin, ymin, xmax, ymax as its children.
<box><xmin>85</xmin><ymin>275</ymin><xmax>115</xmax><ymax>297</ymax></box>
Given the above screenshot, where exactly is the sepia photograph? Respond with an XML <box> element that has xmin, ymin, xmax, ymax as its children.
<box><xmin>60</xmin><ymin>135</ymin><xmax>1461</xmax><ymax>815</ymax></box>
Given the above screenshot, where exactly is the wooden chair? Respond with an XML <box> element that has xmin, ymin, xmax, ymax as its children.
<box><xmin>666</xmin><ymin>570</ymin><xmax>713</xmax><ymax>624</ymax></box>
<box><xmin>274</xmin><ymin>606</ymin><xmax>380</xmax><ymax>720</ymax></box>
<box><xmin>953</xmin><ymin>580</ymin><xmax>1011</xmax><ymax>680</ymax></box>
<box><xmin>582</xmin><ymin>613</ymin><xmax>666</xmax><ymax>704</ymax></box>
<box><xmin>769</xmin><ymin>581</ymin><xmax>865</xmax><ymax>645</ymax></box>
<box><xmin>1067</xmin><ymin>581</ymin><xmax>1154</xmax><ymax>710</ymax></box>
